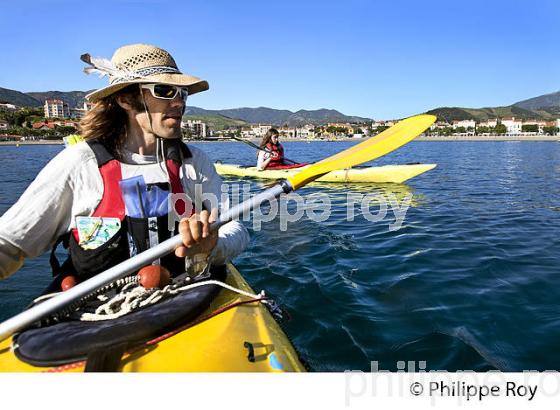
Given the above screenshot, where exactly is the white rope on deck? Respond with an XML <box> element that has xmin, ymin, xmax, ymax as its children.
<box><xmin>79</xmin><ymin>279</ymin><xmax>265</xmax><ymax>321</ymax></box>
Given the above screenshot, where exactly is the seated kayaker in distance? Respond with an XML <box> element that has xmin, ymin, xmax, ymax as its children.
<box><xmin>255</xmin><ymin>128</ymin><xmax>308</xmax><ymax>171</ymax></box>
<box><xmin>0</xmin><ymin>43</ymin><xmax>249</xmax><ymax>287</ymax></box>
<box><xmin>256</xmin><ymin>128</ymin><xmax>285</xmax><ymax>170</ymax></box>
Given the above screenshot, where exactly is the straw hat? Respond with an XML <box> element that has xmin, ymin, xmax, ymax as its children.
<box><xmin>82</xmin><ymin>44</ymin><xmax>209</xmax><ymax>102</ymax></box>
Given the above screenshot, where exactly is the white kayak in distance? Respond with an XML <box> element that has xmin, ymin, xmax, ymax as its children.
<box><xmin>215</xmin><ymin>163</ymin><xmax>437</xmax><ymax>183</ymax></box>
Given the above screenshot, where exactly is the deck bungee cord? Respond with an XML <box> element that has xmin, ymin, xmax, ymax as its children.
<box><xmin>29</xmin><ymin>272</ymin><xmax>266</xmax><ymax>322</ymax></box>
<box><xmin>79</xmin><ymin>277</ymin><xmax>265</xmax><ymax>321</ymax></box>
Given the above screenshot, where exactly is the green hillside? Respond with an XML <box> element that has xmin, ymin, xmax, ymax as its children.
<box><xmin>0</xmin><ymin>87</ymin><xmax>41</xmax><ymax>107</ymax></box>
<box><xmin>427</xmin><ymin>105</ymin><xmax>556</xmax><ymax>122</ymax></box>
<box><xmin>182</xmin><ymin>114</ymin><xmax>247</xmax><ymax>130</ymax></box>
<box><xmin>26</xmin><ymin>91</ymin><xmax>91</xmax><ymax>108</ymax></box>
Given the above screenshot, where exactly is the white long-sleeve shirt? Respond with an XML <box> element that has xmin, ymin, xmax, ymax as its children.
<box><xmin>0</xmin><ymin>142</ymin><xmax>249</xmax><ymax>279</ymax></box>
<box><xmin>256</xmin><ymin>150</ymin><xmax>271</xmax><ymax>171</ymax></box>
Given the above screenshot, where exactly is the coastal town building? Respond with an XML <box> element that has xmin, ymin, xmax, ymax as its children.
<box><xmin>31</xmin><ymin>120</ymin><xmax>79</xmax><ymax>130</ymax></box>
<box><xmin>522</xmin><ymin>119</ymin><xmax>548</xmax><ymax>134</ymax></box>
<box><xmin>32</xmin><ymin>122</ymin><xmax>56</xmax><ymax>130</ymax></box>
<box><xmin>44</xmin><ymin>99</ymin><xmax>70</xmax><ymax>119</ymax></box>
<box><xmin>181</xmin><ymin>119</ymin><xmax>208</xmax><ymax>138</ymax></box>
<box><xmin>372</xmin><ymin>120</ymin><xmax>396</xmax><ymax>128</ymax></box>
<box><xmin>430</xmin><ymin>121</ymin><xmax>451</xmax><ymax>130</ymax></box>
<box><xmin>477</xmin><ymin>119</ymin><xmax>498</xmax><ymax>128</ymax></box>
<box><xmin>326</xmin><ymin>123</ymin><xmax>355</xmax><ymax>135</ymax></box>
<box><xmin>451</xmin><ymin>119</ymin><xmax>476</xmax><ymax>135</ymax></box>
<box><xmin>0</xmin><ymin>120</ymin><xmax>9</xmax><ymax>130</ymax></box>
<box><xmin>501</xmin><ymin>117</ymin><xmax>522</xmax><ymax>134</ymax></box>
<box><xmin>239</xmin><ymin>124</ymin><xmax>317</xmax><ymax>139</ymax></box>
<box><xmin>240</xmin><ymin>124</ymin><xmax>274</xmax><ymax>139</ymax></box>
<box><xmin>544</xmin><ymin>120</ymin><xmax>557</xmax><ymax>131</ymax></box>
<box><xmin>0</xmin><ymin>103</ymin><xmax>17</xmax><ymax>111</ymax></box>
<box><xmin>70</xmin><ymin>101</ymin><xmax>94</xmax><ymax>119</ymax></box>
<box><xmin>240</xmin><ymin>128</ymin><xmax>252</xmax><ymax>139</ymax></box>
<box><xmin>251</xmin><ymin>124</ymin><xmax>273</xmax><ymax>138</ymax></box>
<box><xmin>70</xmin><ymin>108</ymin><xmax>83</xmax><ymax>119</ymax></box>
<box><xmin>278</xmin><ymin>126</ymin><xmax>298</xmax><ymax>138</ymax></box>
<box><xmin>452</xmin><ymin>120</ymin><xmax>476</xmax><ymax>129</ymax></box>
<box><xmin>297</xmin><ymin>124</ymin><xmax>315</xmax><ymax>138</ymax></box>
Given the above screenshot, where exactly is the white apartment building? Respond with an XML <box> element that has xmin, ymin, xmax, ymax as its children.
<box><xmin>477</xmin><ymin>119</ymin><xmax>498</xmax><ymax>128</ymax></box>
<box><xmin>182</xmin><ymin>120</ymin><xmax>207</xmax><ymax>138</ymax></box>
<box><xmin>501</xmin><ymin>117</ymin><xmax>522</xmax><ymax>134</ymax></box>
<box><xmin>452</xmin><ymin>119</ymin><xmax>476</xmax><ymax>129</ymax></box>
<box><xmin>241</xmin><ymin>124</ymin><xmax>315</xmax><ymax>139</ymax></box>
<box><xmin>239</xmin><ymin>124</ymin><xmax>274</xmax><ymax>138</ymax></box>
<box><xmin>297</xmin><ymin>125</ymin><xmax>315</xmax><ymax>138</ymax></box>
<box><xmin>240</xmin><ymin>128</ymin><xmax>254</xmax><ymax>139</ymax></box>
<box><xmin>44</xmin><ymin>99</ymin><xmax>70</xmax><ymax>119</ymax></box>
<box><xmin>278</xmin><ymin>126</ymin><xmax>296</xmax><ymax>138</ymax></box>
<box><xmin>70</xmin><ymin>102</ymin><xmax>94</xmax><ymax>119</ymax></box>
<box><xmin>430</xmin><ymin>121</ymin><xmax>451</xmax><ymax>130</ymax></box>
<box><xmin>251</xmin><ymin>124</ymin><xmax>273</xmax><ymax>137</ymax></box>
<box><xmin>0</xmin><ymin>103</ymin><xmax>17</xmax><ymax>111</ymax></box>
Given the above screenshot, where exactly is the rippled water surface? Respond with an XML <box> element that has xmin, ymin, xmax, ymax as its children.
<box><xmin>1</xmin><ymin>141</ymin><xmax>559</xmax><ymax>371</ymax></box>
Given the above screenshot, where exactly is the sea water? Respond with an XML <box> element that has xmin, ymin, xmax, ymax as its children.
<box><xmin>1</xmin><ymin>140</ymin><xmax>559</xmax><ymax>371</ymax></box>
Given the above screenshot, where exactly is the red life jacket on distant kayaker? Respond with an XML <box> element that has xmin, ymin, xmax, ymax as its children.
<box><xmin>50</xmin><ymin>139</ymin><xmax>194</xmax><ymax>282</ymax></box>
<box><xmin>265</xmin><ymin>142</ymin><xmax>285</xmax><ymax>168</ymax></box>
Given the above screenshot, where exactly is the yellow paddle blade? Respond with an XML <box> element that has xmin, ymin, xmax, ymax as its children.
<box><xmin>287</xmin><ymin>114</ymin><xmax>436</xmax><ymax>190</ymax></box>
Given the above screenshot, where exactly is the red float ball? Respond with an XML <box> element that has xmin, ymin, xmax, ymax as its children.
<box><xmin>61</xmin><ymin>275</ymin><xmax>78</xmax><ymax>291</ymax></box>
<box><xmin>137</xmin><ymin>265</ymin><xmax>171</xmax><ymax>289</ymax></box>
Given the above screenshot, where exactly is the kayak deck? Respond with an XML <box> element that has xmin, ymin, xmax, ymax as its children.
<box><xmin>0</xmin><ymin>264</ymin><xmax>305</xmax><ymax>372</ymax></box>
<box><xmin>215</xmin><ymin>163</ymin><xmax>437</xmax><ymax>183</ymax></box>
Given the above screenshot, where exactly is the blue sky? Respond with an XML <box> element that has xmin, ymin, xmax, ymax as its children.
<box><xmin>2</xmin><ymin>0</ymin><xmax>560</xmax><ymax>118</ymax></box>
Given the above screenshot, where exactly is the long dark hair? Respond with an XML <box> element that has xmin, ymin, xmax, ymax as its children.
<box><xmin>257</xmin><ymin>128</ymin><xmax>279</xmax><ymax>156</ymax></box>
<box><xmin>79</xmin><ymin>85</ymin><xmax>143</xmax><ymax>157</ymax></box>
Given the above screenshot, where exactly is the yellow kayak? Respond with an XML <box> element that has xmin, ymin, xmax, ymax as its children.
<box><xmin>215</xmin><ymin>163</ymin><xmax>436</xmax><ymax>183</ymax></box>
<box><xmin>0</xmin><ymin>264</ymin><xmax>306</xmax><ymax>372</ymax></box>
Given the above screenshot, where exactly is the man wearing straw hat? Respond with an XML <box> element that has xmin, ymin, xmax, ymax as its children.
<box><xmin>0</xmin><ymin>44</ymin><xmax>249</xmax><ymax>285</ymax></box>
